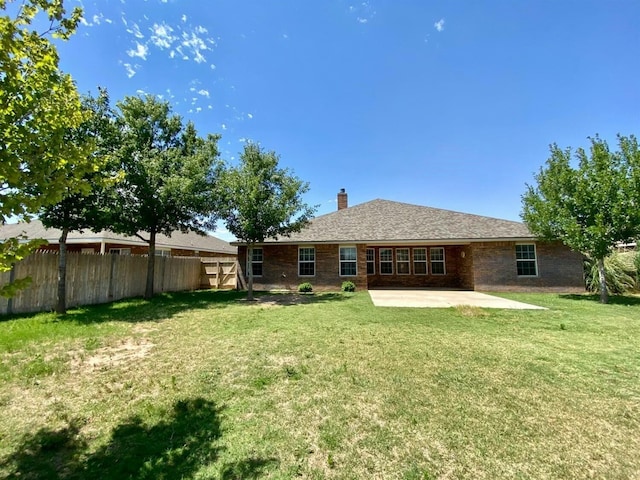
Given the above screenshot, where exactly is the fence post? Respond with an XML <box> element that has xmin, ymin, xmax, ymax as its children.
<box><xmin>108</xmin><ymin>254</ymin><xmax>116</xmax><ymax>301</ymax></box>
<box><xmin>6</xmin><ymin>265</ymin><xmax>16</xmax><ymax>315</ymax></box>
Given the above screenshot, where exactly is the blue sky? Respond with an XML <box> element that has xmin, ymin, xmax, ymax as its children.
<box><xmin>54</xmin><ymin>0</ymin><xmax>639</xmax><ymax>241</ymax></box>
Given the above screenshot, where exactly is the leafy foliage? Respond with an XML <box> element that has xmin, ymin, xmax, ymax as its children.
<box><xmin>298</xmin><ymin>282</ymin><xmax>313</xmax><ymax>293</ymax></box>
<box><xmin>341</xmin><ymin>281</ymin><xmax>356</xmax><ymax>292</ymax></box>
<box><xmin>0</xmin><ymin>0</ymin><xmax>99</xmax><ymax>296</ymax></box>
<box><xmin>521</xmin><ymin>135</ymin><xmax>639</xmax><ymax>303</ymax></box>
<box><xmin>584</xmin><ymin>252</ymin><xmax>636</xmax><ymax>295</ymax></box>
<box><xmin>108</xmin><ymin>95</ymin><xmax>222</xmax><ymax>298</ymax></box>
<box><xmin>215</xmin><ymin>142</ymin><xmax>316</xmax><ymax>300</ymax></box>
<box><xmin>39</xmin><ymin>89</ymin><xmax>119</xmax><ymax>313</ymax></box>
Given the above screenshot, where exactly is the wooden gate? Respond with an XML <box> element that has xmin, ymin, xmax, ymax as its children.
<box><xmin>200</xmin><ymin>257</ymin><xmax>238</xmax><ymax>289</ymax></box>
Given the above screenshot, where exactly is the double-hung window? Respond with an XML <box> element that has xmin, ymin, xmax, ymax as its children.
<box><xmin>339</xmin><ymin>246</ymin><xmax>357</xmax><ymax>276</ymax></box>
<box><xmin>516</xmin><ymin>244</ymin><xmax>538</xmax><ymax>276</ymax></box>
<box><xmin>249</xmin><ymin>247</ymin><xmax>263</xmax><ymax>277</ymax></box>
<box><xmin>298</xmin><ymin>247</ymin><xmax>315</xmax><ymax>276</ymax></box>
<box><xmin>413</xmin><ymin>248</ymin><xmax>427</xmax><ymax>275</ymax></box>
<box><xmin>380</xmin><ymin>248</ymin><xmax>393</xmax><ymax>275</ymax></box>
<box><xmin>430</xmin><ymin>247</ymin><xmax>445</xmax><ymax>275</ymax></box>
<box><xmin>366</xmin><ymin>248</ymin><xmax>375</xmax><ymax>275</ymax></box>
<box><xmin>396</xmin><ymin>248</ymin><xmax>410</xmax><ymax>274</ymax></box>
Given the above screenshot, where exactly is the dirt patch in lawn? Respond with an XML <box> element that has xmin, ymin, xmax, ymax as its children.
<box><xmin>71</xmin><ymin>338</ymin><xmax>155</xmax><ymax>372</ymax></box>
<box><xmin>239</xmin><ymin>293</ymin><xmax>317</xmax><ymax>307</ymax></box>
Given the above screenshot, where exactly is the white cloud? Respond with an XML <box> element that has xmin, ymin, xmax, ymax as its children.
<box><xmin>210</xmin><ymin>64</ymin><xmax>216</xmax><ymax>70</ymax></box>
<box><xmin>247</xmin><ymin>113</ymin><xmax>253</xmax><ymax>119</ymax></box>
<box><xmin>221</xmin><ymin>124</ymin><xmax>227</xmax><ymax>130</ymax></box>
<box><xmin>198</xmin><ymin>89</ymin><xmax>210</xmax><ymax>97</ymax></box>
<box><xmin>282</xmin><ymin>33</ymin><xmax>289</xmax><ymax>39</ymax></box>
<box><xmin>196</xmin><ymin>107</ymin><xmax>202</xmax><ymax>113</ymax></box>
<box><xmin>92</xmin><ymin>13</ymin><xmax>103</xmax><ymax>25</ymax></box>
<box><xmin>434</xmin><ymin>19</ymin><xmax>445</xmax><ymax>32</ymax></box>
<box><xmin>123</xmin><ymin>63</ymin><xmax>137</xmax><ymax>78</ymax></box>
<box><xmin>127</xmin><ymin>42</ymin><xmax>149</xmax><ymax>60</ymax></box>
<box><xmin>127</xmin><ymin>22</ymin><xmax>144</xmax><ymax>38</ymax></box>
<box><xmin>195</xmin><ymin>25</ymin><xmax>208</xmax><ymax>34</ymax></box>
<box><xmin>181</xmin><ymin>14</ymin><xmax>187</xmax><ymax>22</ymax></box>
<box><xmin>136</xmin><ymin>89</ymin><xmax>147</xmax><ymax>95</ymax></box>
<box><xmin>150</xmin><ymin>22</ymin><xmax>176</xmax><ymax>48</ymax></box>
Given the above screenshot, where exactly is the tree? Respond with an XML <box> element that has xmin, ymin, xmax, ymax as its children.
<box><xmin>521</xmin><ymin>135</ymin><xmax>637</xmax><ymax>303</ymax></box>
<box><xmin>109</xmin><ymin>95</ymin><xmax>222</xmax><ymax>299</ymax></box>
<box><xmin>1</xmin><ymin>0</ymin><xmax>96</xmax><ymax>296</ymax></box>
<box><xmin>40</xmin><ymin>89</ymin><xmax>119</xmax><ymax>313</ymax></box>
<box><xmin>215</xmin><ymin>143</ymin><xmax>317</xmax><ymax>300</ymax></box>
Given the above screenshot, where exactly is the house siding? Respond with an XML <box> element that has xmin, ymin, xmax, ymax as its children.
<box><xmin>472</xmin><ymin>241</ymin><xmax>585</xmax><ymax>292</ymax></box>
<box><xmin>37</xmin><ymin>243</ymin><xmax>235</xmax><ymax>258</ymax></box>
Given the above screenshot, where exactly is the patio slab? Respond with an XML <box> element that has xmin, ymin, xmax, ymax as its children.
<box><xmin>368</xmin><ymin>289</ymin><xmax>546</xmax><ymax>309</ymax></box>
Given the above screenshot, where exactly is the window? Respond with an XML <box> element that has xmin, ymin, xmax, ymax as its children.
<box><xmin>516</xmin><ymin>244</ymin><xmax>538</xmax><ymax>276</ymax></box>
<box><xmin>298</xmin><ymin>247</ymin><xmax>315</xmax><ymax>276</ymax></box>
<box><xmin>396</xmin><ymin>248</ymin><xmax>410</xmax><ymax>274</ymax></box>
<box><xmin>249</xmin><ymin>247</ymin><xmax>263</xmax><ymax>277</ymax></box>
<box><xmin>380</xmin><ymin>248</ymin><xmax>393</xmax><ymax>275</ymax></box>
<box><xmin>81</xmin><ymin>248</ymin><xmax>95</xmax><ymax>255</ymax></box>
<box><xmin>155</xmin><ymin>249</ymin><xmax>171</xmax><ymax>257</ymax></box>
<box><xmin>339</xmin><ymin>246</ymin><xmax>357</xmax><ymax>276</ymax></box>
<box><xmin>366</xmin><ymin>248</ymin><xmax>375</xmax><ymax>275</ymax></box>
<box><xmin>430</xmin><ymin>247</ymin><xmax>445</xmax><ymax>275</ymax></box>
<box><xmin>413</xmin><ymin>248</ymin><xmax>427</xmax><ymax>275</ymax></box>
<box><xmin>109</xmin><ymin>248</ymin><xmax>131</xmax><ymax>255</ymax></box>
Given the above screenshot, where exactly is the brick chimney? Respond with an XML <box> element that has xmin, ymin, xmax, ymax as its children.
<box><xmin>337</xmin><ymin>188</ymin><xmax>348</xmax><ymax>210</ymax></box>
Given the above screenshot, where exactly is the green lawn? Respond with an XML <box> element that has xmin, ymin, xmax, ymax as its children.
<box><xmin>0</xmin><ymin>290</ymin><xmax>638</xmax><ymax>479</ymax></box>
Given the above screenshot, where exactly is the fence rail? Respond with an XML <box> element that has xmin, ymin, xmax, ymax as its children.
<box><xmin>0</xmin><ymin>252</ymin><xmax>204</xmax><ymax>315</ymax></box>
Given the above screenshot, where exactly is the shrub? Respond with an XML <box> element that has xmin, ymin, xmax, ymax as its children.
<box><xmin>584</xmin><ymin>252</ymin><xmax>636</xmax><ymax>295</ymax></box>
<box><xmin>341</xmin><ymin>281</ymin><xmax>356</xmax><ymax>292</ymax></box>
<box><xmin>298</xmin><ymin>282</ymin><xmax>313</xmax><ymax>293</ymax></box>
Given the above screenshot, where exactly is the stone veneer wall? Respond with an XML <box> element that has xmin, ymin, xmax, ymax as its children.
<box><xmin>472</xmin><ymin>241</ymin><xmax>585</xmax><ymax>292</ymax></box>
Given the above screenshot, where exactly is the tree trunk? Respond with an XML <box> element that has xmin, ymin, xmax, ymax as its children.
<box><xmin>597</xmin><ymin>257</ymin><xmax>608</xmax><ymax>304</ymax></box>
<box><xmin>145</xmin><ymin>230</ymin><xmax>156</xmax><ymax>299</ymax></box>
<box><xmin>247</xmin><ymin>243</ymin><xmax>254</xmax><ymax>301</ymax></box>
<box><xmin>56</xmin><ymin>228</ymin><xmax>69</xmax><ymax>314</ymax></box>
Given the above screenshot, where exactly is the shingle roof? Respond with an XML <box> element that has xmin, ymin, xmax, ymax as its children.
<box><xmin>0</xmin><ymin>220</ymin><xmax>237</xmax><ymax>254</ymax></box>
<box><xmin>264</xmin><ymin>199</ymin><xmax>532</xmax><ymax>244</ymax></box>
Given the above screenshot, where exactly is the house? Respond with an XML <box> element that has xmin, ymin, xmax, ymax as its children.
<box><xmin>0</xmin><ymin>220</ymin><xmax>237</xmax><ymax>258</ymax></box>
<box><xmin>235</xmin><ymin>190</ymin><xmax>585</xmax><ymax>292</ymax></box>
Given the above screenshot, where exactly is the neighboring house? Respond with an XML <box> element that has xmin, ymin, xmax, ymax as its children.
<box><xmin>0</xmin><ymin>220</ymin><xmax>237</xmax><ymax>258</ymax></box>
<box><xmin>234</xmin><ymin>190</ymin><xmax>585</xmax><ymax>292</ymax></box>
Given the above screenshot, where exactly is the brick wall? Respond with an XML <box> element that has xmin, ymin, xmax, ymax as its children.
<box><xmin>238</xmin><ymin>244</ymin><xmax>367</xmax><ymax>291</ymax></box>
<box><xmin>472</xmin><ymin>241</ymin><xmax>584</xmax><ymax>292</ymax></box>
<box><xmin>367</xmin><ymin>245</ymin><xmax>471</xmax><ymax>289</ymax></box>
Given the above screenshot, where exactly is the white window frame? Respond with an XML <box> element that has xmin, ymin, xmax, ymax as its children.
<box><xmin>155</xmin><ymin>249</ymin><xmax>171</xmax><ymax>257</ymax></box>
<box><xmin>109</xmin><ymin>248</ymin><xmax>131</xmax><ymax>255</ymax></box>
<box><xmin>339</xmin><ymin>245</ymin><xmax>357</xmax><ymax>277</ymax></box>
<box><xmin>379</xmin><ymin>248</ymin><xmax>393</xmax><ymax>275</ymax></box>
<box><xmin>413</xmin><ymin>248</ymin><xmax>428</xmax><ymax>275</ymax></box>
<box><xmin>516</xmin><ymin>243</ymin><xmax>538</xmax><ymax>277</ymax></box>
<box><xmin>396</xmin><ymin>248</ymin><xmax>410</xmax><ymax>275</ymax></box>
<box><xmin>366</xmin><ymin>248</ymin><xmax>375</xmax><ymax>275</ymax></box>
<box><xmin>248</xmin><ymin>247</ymin><xmax>263</xmax><ymax>278</ymax></box>
<box><xmin>430</xmin><ymin>247</ymin><xmax>446</xmax><ymax>275</ymax></box>
<box><xmin>298</xmin><ymin>246</ymin><xmax>315</xmax><ymax>277</ymax></box>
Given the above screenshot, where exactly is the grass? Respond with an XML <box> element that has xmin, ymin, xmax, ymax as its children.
<box><xmin>0</xmin><ymin>290</ymin><xmax>638</xmax><ymax>479</ymax></box>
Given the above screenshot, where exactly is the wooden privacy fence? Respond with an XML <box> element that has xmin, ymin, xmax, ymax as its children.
<box><xmin>200</xmin><ymin>257</ymin><xmax>239</xmax><ymax>289</ymax></box>
<box><xmin>0</xmin><ymin>252</ymin><xmax>204</xmax><ymax>315</ymax></box>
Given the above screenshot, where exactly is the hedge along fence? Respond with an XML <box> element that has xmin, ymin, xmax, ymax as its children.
<box><xmin>0</xmin><ymin>252</ymin><xmax>203</xmax><ymax>315</ymax></box>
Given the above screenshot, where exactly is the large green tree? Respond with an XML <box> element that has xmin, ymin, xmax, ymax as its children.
<box><xmin>521</xmin><ymin>135</ymin><xmax>637</xmax><ymax>303</ymax></box>
<box><xmin>1</xmin><ymin>0</ymin><xmax>96</xmax><ymax>296</ymax></box>
<box><xmin>215</xmin><ymin>143</ymin><xmax>316</xmax><ymax>300</ymax></box>
<box><xmin>40</xmin><ymin>89</ymin><xmax>119</xmax><ymax>313</ymax></box>
<box><xmin>109</xmin><ymin>95</ymin><xmax>222</xmax><ymax>299</ymax></box>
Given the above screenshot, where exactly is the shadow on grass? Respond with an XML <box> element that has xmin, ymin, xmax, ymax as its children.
<box><xmin>241</xmin><ymin>291</ymin><xmax>353</xmax><ymax>307</ymax></box>
<box><xmin>559</xmin><ymin>293</ymin><xmax>640</xmax><ymax>306</ymax></box>
<box><xmin>3</xmin><ymin>397</ymin><xmax>277</xmax><ymax>480</ymax></box>
<box><xmin>62</xmin><ymin>289</ymin><xmax>248</xmax><ymax>325</ymax></box>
